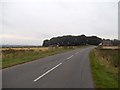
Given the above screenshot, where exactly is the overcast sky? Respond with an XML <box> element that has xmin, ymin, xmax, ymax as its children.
<box><xmin>0</xmin><ymin>0</ymin><xmax>119</xmax><ymax>45</ymax></box>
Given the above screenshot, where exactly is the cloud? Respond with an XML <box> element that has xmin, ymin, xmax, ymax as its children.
<box><xmin>0</xmin><ymin>0</ymin><xmax>118</xmax><ymax>45</ymax></box>
<box><xmin>1</xmin><ymin>0</ymin><xmax>119</xmax><ymax>3</ymax></box>
<box><xmin>0</xmin><ymin>34</ymin><xmax>43</xmax><ymax>45</ymax></box>
<box><xmin>0</xmin><ymin>34</ymin><xmax>40</xmax><ymax>40</ymax></box>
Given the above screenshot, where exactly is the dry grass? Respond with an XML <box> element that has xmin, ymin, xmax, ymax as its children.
<box><xmin>94</xmin><ymin>48</ymin><xmax>118</xmax><ymax>74</ymax></box>
<box><xmin>90</xmin><ymin>49</ymin><xmax>118</xmax><ymax>88</ymax></box>
<box><xmin>1</xmin><ymin>46</ymin><xmax>76</xmax><ymax>68</ymax></box>
<box><xmin>101</xmin><ymin>46</ymin><xmax>119</xmax><ymax>50</ymax></box>
<box><xmin>1</xmin><ymin>47</ymin><xmax>49</xmax><ymax>51</ymax></box>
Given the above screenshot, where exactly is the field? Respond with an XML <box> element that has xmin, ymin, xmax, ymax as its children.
<box><xmin>90</xmin><ymin>47</ymin><xmax>119</xmax><ymax>88</ymax></box>
<box><xmin>1</xmin><ymin>47</ymin><xmax>49</xmax><ymax>51</ymax></box>
<box><xmin>1</xmin><ymin>46</ymin><xmax>78</xmax><ymax>69</ymax></box>
<box><xmin>101</xmin><ymin>46</ymin><xmax>119</xmax><ymax>50</ymax></box>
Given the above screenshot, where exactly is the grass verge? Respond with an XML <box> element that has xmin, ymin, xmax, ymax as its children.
<box><xmin>89</xmin><ymin>49</ymin><xmax>118</xmax><ymax>88</ymax></box>
<box><xmin>2</xmin><ymin>46</ymin><xmax>82</xmax><ymax>69</ymax></box>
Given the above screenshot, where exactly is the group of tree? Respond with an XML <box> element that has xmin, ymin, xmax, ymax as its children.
<box><xmin>111</xmin><ymin>39</ymin><xmax>120</xmax><ymax>46</ymax></box>
<box><xmin>42</xmin><ymin>35</ymin><xmax>102</xmax><ymax>46</ymax></box>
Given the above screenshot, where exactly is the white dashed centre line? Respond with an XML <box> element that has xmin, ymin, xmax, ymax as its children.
<box><xmin>34</xmin><ymin>54</ymin><xmax>75</xmax><ymax>82</ymax></box>
<box><xmin>33</xmin><ymin>63</ymin><xmax>62</xmax><ymax>82</ymax></box>
<box><xmin>67</xmin><ymin>55</ymin><xmax>74</xmax><ymax>60</ymax></box>
<box><xmin>75</xmin><ymin>52</ymin><xmax>79</xmax><ymax>55</ymax></box>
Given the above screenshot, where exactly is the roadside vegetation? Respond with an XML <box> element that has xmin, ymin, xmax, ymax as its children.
<box><xmin>1</xmin><ymin>46</ymin><xmax>84</xmax><ymax>69</ymax></box>
<box><xmin>0</xmin><ymin>50</ymin><xmax>2</xmax><ymax>69</ymax></box>
<box><xmin>90</xmin><ymin>47</ymin><xmax>119</xmax><ymax>88</ymax></box>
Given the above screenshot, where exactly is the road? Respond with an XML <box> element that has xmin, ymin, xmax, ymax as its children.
<box><xmin>3</xmin><ymin>46</ymin><xmax>95</xmax><ymax>88</ymax></box>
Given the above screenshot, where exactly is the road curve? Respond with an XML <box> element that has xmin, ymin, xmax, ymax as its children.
<box><xmin>3</xmin><ymin>46</ymin><xmax>95</xmax><ymax>88</ymax></box>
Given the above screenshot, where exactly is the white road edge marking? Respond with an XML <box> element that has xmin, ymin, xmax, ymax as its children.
<box><xmin>67</xmin><ymin>55</ymin><xmax>74</xmax><ymax>60</ymax></box>
<box><xmin>33</xmin><ymin>63</ymin><xmax>62</xmax><ymax>82</ymax></box>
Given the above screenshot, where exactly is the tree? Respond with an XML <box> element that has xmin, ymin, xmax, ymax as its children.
<box><xmin>42</xmin><ymin>35</ymin><xmax>102</xmax><ymax>46</ymax></box>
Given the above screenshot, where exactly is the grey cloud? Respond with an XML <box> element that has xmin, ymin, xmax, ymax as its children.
<box><xmin>0</xmin><ymin>0</ymin><xmax>118</xmax><ymax>45</ymax></box>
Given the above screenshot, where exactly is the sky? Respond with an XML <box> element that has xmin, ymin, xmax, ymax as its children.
<box><xmin>0</xmin><ymin>0</ymin><xmax>119</xmax><ymax>45</ymax></box>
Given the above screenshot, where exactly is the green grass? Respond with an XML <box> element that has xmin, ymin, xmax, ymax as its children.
<box><xmin>90</xmin><ymin>49</ymin><xmax>118</xmax><ymax>88</ymax></box>
<box><xmin>2</xmin><ymin>46</ymin><xmax>79</xmax><ymax>69</ymax></box>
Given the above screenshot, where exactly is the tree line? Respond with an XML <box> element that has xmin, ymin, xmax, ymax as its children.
<box><xmin>42</xmin><ymin>35</ymin><xmax>102</xmax><ymax>46</ymax></box>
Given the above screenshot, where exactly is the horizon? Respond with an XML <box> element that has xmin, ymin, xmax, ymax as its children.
<box><xmin>1</xmin><ymin>34</ymin><xmax>119</xmax><ymax>46</ymax></box>
<box><xmin>0</xmin><ymin>34</ymin><xmax>119</xmax><ymax>46</ymax></box>
<box><xmin>0</xmin><ymin>0</ymin><xmax>118</xmax><ymax>45</ymax></box>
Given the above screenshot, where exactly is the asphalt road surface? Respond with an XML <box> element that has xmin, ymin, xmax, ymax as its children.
<box><xmin>3</xmin><ymin>46</ymin><xmax>95</xmax><ymax>88</ymax></box>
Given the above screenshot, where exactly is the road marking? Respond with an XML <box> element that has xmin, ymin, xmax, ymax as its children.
<box><xmin>33</xmin><ymin>63</ymin><xmax>62</xmax><ymax>82</ymax></box>
<box><xmin>75</xmin><ymin>52</ymin><xmax>79</xmax><ymax>55</ymax></box>
<box><xmin>67</xmin><ymin>55</ymin><xmax>74</xmax><ymax>60</ymax></box>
